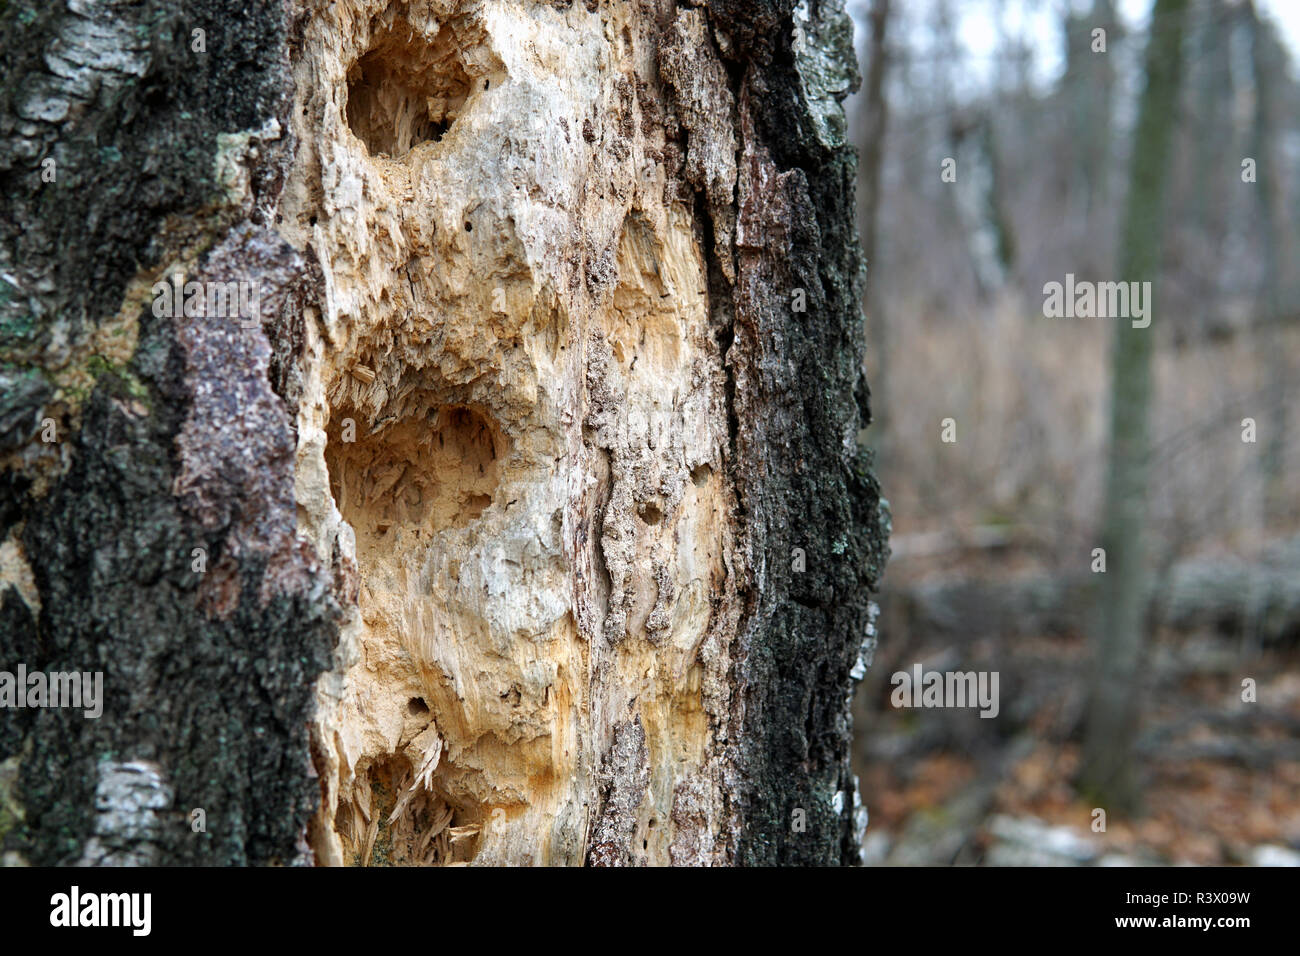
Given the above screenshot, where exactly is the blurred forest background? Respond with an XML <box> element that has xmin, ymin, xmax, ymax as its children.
<box><xmin>848</xmin><ymin>0</ymin><xmax>1300</xmax><ymax>865</ymax></box>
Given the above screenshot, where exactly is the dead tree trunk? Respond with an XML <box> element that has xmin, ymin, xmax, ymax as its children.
<box><xmin>0</xmin><ymin>0</ymin><xmax>887</xmax><ymax>866</ymax></box>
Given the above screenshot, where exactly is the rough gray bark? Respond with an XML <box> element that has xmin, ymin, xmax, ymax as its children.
<box><xmin>1</xmin><ymin>0</ymin><xmax>886</xmax><ymax>866</ymax></box>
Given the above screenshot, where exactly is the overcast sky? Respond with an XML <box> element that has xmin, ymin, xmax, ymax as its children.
<box><xmin>850</xmin><ymin>0</ymin><xmax>1300</xmax><ymax>89</ymax></box>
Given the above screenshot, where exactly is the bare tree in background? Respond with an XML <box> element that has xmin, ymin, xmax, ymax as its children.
<box><xmin>1064</xmin><ymin>0</ymin><xmax>1119</xmax><ymax>239</ymax></box>
<box><xmin>1081</xmin><ymin>0</ymin><xmax>1191</xmax><ymax>810</ymax></box>
<box><xmin>1247</xmin><ymin>0</ymin><xmax>1296</xmax><ymax>518</ymax></box>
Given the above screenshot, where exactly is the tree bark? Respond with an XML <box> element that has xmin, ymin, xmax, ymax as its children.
<box><xmin>0</xmin><ymin>0</ymin><xmax>887</xmax><ymax>866</ymax></box>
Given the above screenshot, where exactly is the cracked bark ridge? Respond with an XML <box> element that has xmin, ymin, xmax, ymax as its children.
<box><xmin>700</xmin><ymin>0</ymin><xmax>890</xmax><ymax>865</ymax></box>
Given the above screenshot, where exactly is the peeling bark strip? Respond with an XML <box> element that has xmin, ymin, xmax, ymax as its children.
<box><xmin>0</xmin><ymin>0</ymin><xmax>884</xmax><ymax>866</ymax></box>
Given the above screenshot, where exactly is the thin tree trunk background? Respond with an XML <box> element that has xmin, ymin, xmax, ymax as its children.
<box><xmin>1081</xmin><ymin>0</ymin><xmax>1189</xmax><ymax>811</ymax></box>
<box><xmin>1246</xmin><ymin>0</ymin><xmax>1295</xmax><ymax>519</ymax></box>
<box><xmin>0</xmin><ymin>0</ymin><xmax>887</xmax><ymax>866</ymax></box>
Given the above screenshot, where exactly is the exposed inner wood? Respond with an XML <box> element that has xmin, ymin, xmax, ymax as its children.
<box><xmin>345</xmin><ymin>17</ymin><xmax>473</xmax><ymax>157</ymax></box>
<box><xmin>284</xmin><ymin>0</ymin><xmax>738</xmax><ymax>866</ymax></box>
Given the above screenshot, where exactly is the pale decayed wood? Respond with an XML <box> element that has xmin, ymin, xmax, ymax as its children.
<box><xmin>284</xmin><ymin>0</ymin><xmax>737</xmax><ymax>865</ymax></box>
